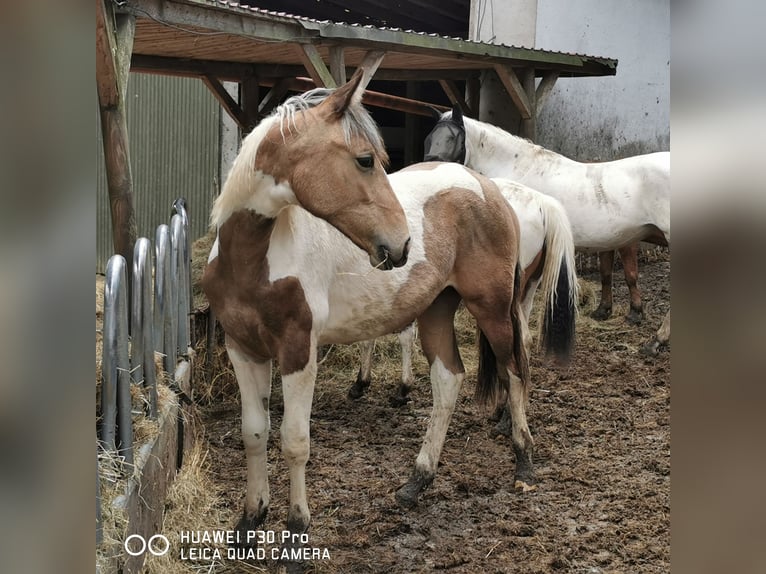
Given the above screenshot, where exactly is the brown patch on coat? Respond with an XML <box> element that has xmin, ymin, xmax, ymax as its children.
<box><xmin>392</xmin><ymin>172</ymin><xmax>521</xmax><ymax>371</ymax></box>
<box><xmin>201</xmin><ymin>211</ymin><xmax>313</xmax><ymax>375</ymax></box>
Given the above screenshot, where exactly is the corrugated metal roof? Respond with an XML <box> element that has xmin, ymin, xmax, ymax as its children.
<box><xmin>122</xmin><ymin>0</ymin><xmax>617</xmax><ymax>78</ymax></box>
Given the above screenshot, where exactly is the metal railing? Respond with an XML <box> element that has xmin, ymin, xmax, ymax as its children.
<box><xmin>98</xmin><ymin>197</ymin><xmax>192</xmax><ymax>475</ymax></box>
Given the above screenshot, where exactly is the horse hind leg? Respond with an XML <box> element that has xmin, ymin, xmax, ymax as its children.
<box><xmin>591</xmin><ymin>250</ymin><xmax>615</xmax><ymax>320</ymax></box>
<box><xmin>464</xmin><ymin>266</ymin><xmax>536</xmax><ymax>492</ymax></box>
<box><xmin>348</xmin><ymin>339</ymin><xmax>375</xmax><ymax>399</ymax></box>
<box><xmin>390</xmin><ymin>323</ymin><xmax>416</xmax><ymax>406</ymax></box>
<box><xmin>620</xmin><ymin>243</ymin><xmax>644</xmax><ymax>324</ymax></box>
<box><xmin>641</xmin><ymin>309</ymin><xmax>670</xmax><ymax>357</ymax></box>
<box><xmin>225</xmin><ymin>337</ymin><xmax>273</xmax><ymax>540</ymax></box>
<box><xmin>396</xmin><ymin>289</ymin><xmax>464</xmax><ymax>508</ymax></box>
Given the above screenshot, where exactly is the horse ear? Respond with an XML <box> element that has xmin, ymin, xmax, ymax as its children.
<box><xmin>452</xmin><ymin>105</ymin><xmax>464</xmax><ymax>126</ymax></box>
<box><xmin>327</xmin><ymin>68</ymin><xmax>365</xmax><ymax>117</ymax></box>
<box><xmin>427</xmin><ymin>105</ymin><xmax>444</xmax><ymax>120</ymax></box>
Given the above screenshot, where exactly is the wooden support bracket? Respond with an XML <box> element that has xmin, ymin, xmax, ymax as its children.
<box><xmin>201</xmin><ymin>75</ymin><xmax>248</xmax><ymax>131</ymax></box>
<box><xmin>438</xmin><ymin>79</ymin><xmax>473</xmax><ymax>117</ymax></box>
<box><xmin>295</xmin><ymin>43</ymin><xmax>337</xmax><ymax>88</ymax></box>
<box><xmin>493</xmin><ymin>64</ymin><xmax>532</xmax><ymax>119</ymax></box>
<box><xmin>535</xmin><ymin>71</ymin><xmax>560</xmax><ymax>115</ymax></box>
<box><xmin>357</xmin><ymin>50</ymin><xmax>386</xmax><ymax>89</ymax></box>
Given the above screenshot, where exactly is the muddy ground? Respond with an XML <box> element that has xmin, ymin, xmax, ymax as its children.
<box><xmin>188</xmin><ymin>250</ymin><xmax>670</xmax><ymax>574</ymax></box>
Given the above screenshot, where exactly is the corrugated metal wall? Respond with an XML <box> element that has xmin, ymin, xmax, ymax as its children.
<box><xmin>97</xmin><ymin>74</ymin><xmax>221</xmax><ymax>272</ymax></box>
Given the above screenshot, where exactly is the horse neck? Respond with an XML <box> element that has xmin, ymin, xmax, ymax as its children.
<box><xmin>464</xmin><ymin>119</ymin><xmax>578</xmax><ymax>181</ymax></box>
<box><xmin>210</xmin><ymin>118</ymin><xmax>297</xmax><ymax>227</ymax></box>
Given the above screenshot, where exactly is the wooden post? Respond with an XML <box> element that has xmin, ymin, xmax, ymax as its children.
<box><xmin>97</xmin><ymin>0</ymin><xmax>137</xmax><ymax>272</ymax></box>
<box><xmin>520</xmin><ymin>67</ymin><xmax>537</xmax><ymax>142</ymax></box>
<box><xmin>241</xmin><ymin>75</ymin><xmax>260</xmax><ymax>133</ymax></box>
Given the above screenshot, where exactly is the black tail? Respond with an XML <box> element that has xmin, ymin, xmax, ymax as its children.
<box><xmin>542</xmin><ymin>258</ymin><xmax>576</xmax><ymax>362</ymax></box>
<box><xmin>476</xmin><ymin>263</ymin><xmax>529</xmax><ymax>407</ymax></box>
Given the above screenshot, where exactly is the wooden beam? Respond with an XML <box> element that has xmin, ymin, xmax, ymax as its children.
<box><xmin>438</xmin><ymin>79</ymin><xmax>472</xmax><ymax>117</ymax></box>
<box><xmin>520</xmin><ymin>68</ymin><xmax>537</xmax><ymax>141</ymax></box>
<box><xmin>130</xmin><ymin>55</ymin><xmax>481</xmax><ymax>83</ymax></box>
<box><xmin>258</xmin><ymin>78</ymin><xmax>291</xmax><ymax>116</ymax></box>
<box><xmin>260</xmin><ymin>77</ymin><xmax>449</xmax><ymax>117</ymax></box>
<box><xmin>492</xmin><ymin>64</ymin><xmax>532</xmax><ymax>119</ymax></box>
<box><xmin>202</xmin><ymin>75</ymin><xmax>248</xmax><ymax>131</ymax></box>
<box><xmin>97</xmin><ymin>0</ymin><xmax>137</xmax><ymax>271</ymax></box>
<box><xmin>329</xmin><ymin>46</ymin><xmax>346</xmax><ymax>85</ymax></box>
<box><xmin>466</xmin><ymin>76</ymin><xmax>480</xmax><ymax>118</ymax></box>
<box><xmin>357</xmin><ymin>50</ymin><xmax>386</xmax><ymax>89</ymax></box>
<box><xmin>535</xmin><ymin>71</ymin><xmax>560</xmax><ymax>115</ymax></box>
<box><xmin>241</xmin><ymin>75</ymin><xmax>260</xmax><ymax>132</ymax></box>
<box><xmin>295</xmin><ymin>43</ymin><xmax>337</xmax><ymax>88</ymax></box>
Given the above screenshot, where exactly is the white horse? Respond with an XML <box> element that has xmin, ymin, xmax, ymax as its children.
<box><xmin>424</xmin><ymin>106</ymin><xmax>670</xmax><ymax>355</ymax></box>
<box><xmin>350</xmin><ymin>179</ymin><xmax>579</xmax><ymax>407</ymax></box>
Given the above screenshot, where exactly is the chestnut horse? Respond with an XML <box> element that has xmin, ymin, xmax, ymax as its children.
<box><xmin>424</xmin><ymin>107</ymin><xmax>670</xmax><ymax>355</ymax></box>
<box><xmin>350</xmin><ymin>179</ymin><xmax>578</xmax><ymax>407</ymax></box>
<box><xmin>202</xmin><ymin>73</ymin><xmax>533</xmax><ymax>563</ymax></box>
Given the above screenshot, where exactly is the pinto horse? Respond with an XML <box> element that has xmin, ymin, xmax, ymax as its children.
<box><xmin>424</xmin><ymin>106</ymin><xmax>671</xmax><ymax>354</ymax></box>
<box><xmin>202</xmin><ymin>72</ymin><xmax>534</xmax><ymax>561</ymax></box>
<box><xmin>350</xmin><ymin>179</ymin><xmax>579</xmax><ymax>407</ymax></box>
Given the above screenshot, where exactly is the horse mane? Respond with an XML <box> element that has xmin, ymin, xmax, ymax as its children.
<box><xmin>211</xmin><ymin>87</ymin><xmax>388</xmax><ymax>228</ymax></box>
<box><xmin>276</xmin><ymin>88</ymin><xmax>389</xmax><ymax>166</ymax></box>
<box><xmin>445</xmin><ymin>111</ymin><xmax>562</xmax><ymax>163</ymax></box>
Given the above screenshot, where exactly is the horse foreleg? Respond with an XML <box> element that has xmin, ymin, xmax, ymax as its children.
<box><xmin>280</xmin><ymin>354</ymin><xmax>317</xmax><ymax>539</ymax></box>
<box><xmin>641</xmin><ymin>309</ymin><xmax>671</xmax><ymax>356</ymax></box>
<box><xmin>226</xmin><ymin>338</ymin><xmax>273</xmax><ymax>539</ymax></box>
<box><xmin>592</xmin><ymin>250</ymin><xmax>615</xmax><ymax>320</ymax></box>
<box><xmin>390</xmin><ymin>323</ymin><xmax>416</xmax><ymax>406</ymax></box>
<box><xmin>348</xmin><ymin>339</ymin><xmax>374</xmax><ymax>399</ymax></box>
<box><xmin>620</xmin><ymin>243</ymin><xmax>644</xmax><ymax>324</ymax></box>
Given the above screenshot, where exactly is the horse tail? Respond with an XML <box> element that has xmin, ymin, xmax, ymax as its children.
<box><xmin>476</xmin><ymin>262</ymin><xmax>530</xmax><ymax>406</ymax></box>
<box><xmin>536</xmin><ymin>194</ymin><xmax>578</xmax><ymax>362</ymax></box>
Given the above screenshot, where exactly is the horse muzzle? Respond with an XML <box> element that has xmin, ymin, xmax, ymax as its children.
<box><xmin>373</xmin><ymin>237</ymin><xmax>410</xmax><ymax>270</ymax></box>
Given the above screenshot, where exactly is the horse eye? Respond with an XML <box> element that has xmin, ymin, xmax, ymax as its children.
<box><xmin>356</xmin><ymin>155</ymin><xmax>374</xmax><ymax>170</ymax></box>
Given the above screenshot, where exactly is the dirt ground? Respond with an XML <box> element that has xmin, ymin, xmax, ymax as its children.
<box><xmin>178</xmin><ymin>249</ymin><xmax>670</xmax><ymax>574</ymax></box>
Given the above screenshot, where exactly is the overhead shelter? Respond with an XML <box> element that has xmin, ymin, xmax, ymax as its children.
<box><xmin>97</xmin><ymin>0</ymin><xmax>617</xmax><ymax>270</ymax></box>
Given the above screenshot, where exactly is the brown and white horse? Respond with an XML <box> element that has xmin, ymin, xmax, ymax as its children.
<box><xmin>202</xmin><ymin>73</ymin><xmax>533</xmax><ymax>558</ymax></box>
<box><xmin>350</xmin><ymin>179</ymin><xmax>579</xmax><ymax>408</ymax></box>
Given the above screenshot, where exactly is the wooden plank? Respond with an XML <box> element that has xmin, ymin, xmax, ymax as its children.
<box><xmin>535</xmin><ymin>71</ymin><xmax>560</xmax><ymax>115</ymax></box>
<box><xmin>438</xmin><ymin>79</ymin><xmax>472</xmax><ymax>116</ymax></box>
<box><xmin>357</xmin><ymin>50</ymin><xmax>386</xmax><ymax>89</ymax></box>
<box><xmin>295</xmin><ymin>43</ymin><xmax>337</xmax><ymax>88</ymax></box>
<box><xmin>493</xmin><ymin>64</ymin><xmax>532</xmax><ymax>119</ymax></box>
<box><xmin>329</xmin><ymin>45</ymin><xmax>346</xmax><ymax>85</ymax></box>
<box><xmin>201</xmin><ymin>75</ymin><xmax>248</xmax><ymax>131</ymax></box>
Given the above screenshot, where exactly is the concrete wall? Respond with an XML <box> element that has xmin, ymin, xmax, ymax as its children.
<box><xmin>469</xmin><ymin>0</ymin><xmax>669</xmax><ymax>161</ymax></box>
<box><xmin>534</xmin><ymin>0</ymin><xmax>670</xmax><ymax>160</ymax></box>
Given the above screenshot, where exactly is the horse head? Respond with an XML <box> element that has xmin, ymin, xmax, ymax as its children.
<box><xmin>214</xmin><ymin>69</ymin><xmax>410</xmax><ymax>270</ymax></box>
<box><xmin>423</xmin><ymin>104</ymin><xmax>466</xmax><ymax>164</ymax></box>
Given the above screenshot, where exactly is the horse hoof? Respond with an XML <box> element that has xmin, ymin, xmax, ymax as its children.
<box><xmin>395</xmin><ymin>486</ymin><xmax>419</xmax><ymax>509</ymax></box>
<box><xmin>389</xmin><ymin>393</ymin><xmax>410</xmax><ymax>407</ymax></box>
<box><xmin>590</xmin><ymin>306</ymin><xmax>612</xmax><ymax>321</ymax></box>
<box><xmin>347</xmin><ymin>379</ymin><xmax>370</xmax><ymax>400</ymax></box>
<box><xmin>514</xmin><ymin>479</ymin><xmax>538</xmax><ymax>493</ymax></box>
<box><xmin>625</xmin><ymin>308</ymin><xmax>644</xmax><ymax>325</ymax></box>
<box><xmin>640</xmin><ymin>340</ymin><xmax>663</xmax><ymax>357</ymax></box>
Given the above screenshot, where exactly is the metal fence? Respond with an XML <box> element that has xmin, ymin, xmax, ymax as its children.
<box><xmin>97</xmin><ymin>199</ymin><xmax>192</xmax><ymax>541</ymax></box>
